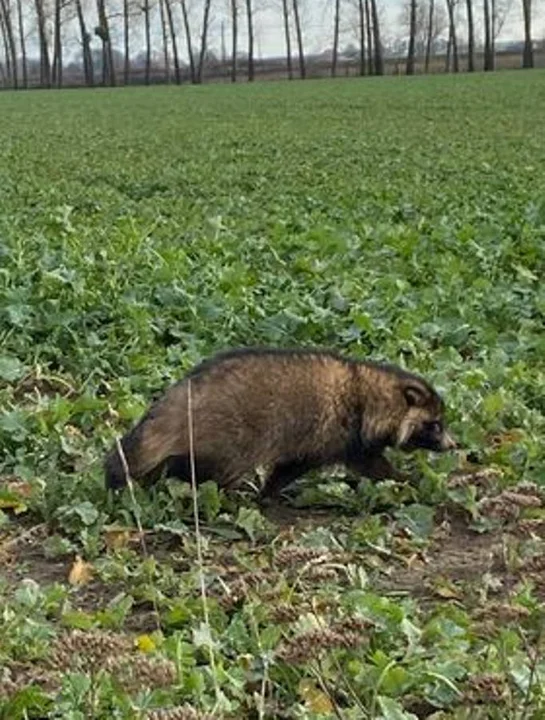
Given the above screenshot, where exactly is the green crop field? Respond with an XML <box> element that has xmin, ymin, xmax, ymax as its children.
<box><xmin>1</xmin><ymin>72</ymin><xmax>545</xmax><ymax>719</ymax></box>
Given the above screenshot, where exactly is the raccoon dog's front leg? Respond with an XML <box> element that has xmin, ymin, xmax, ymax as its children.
<box><xmin>258</xmin><ymin>459</ymin><xmax>313</xmax><ymax>501</ymax></box>
<box><xmin>347</xmin><ymin>454</ymin><xmax>409</xmax><ymax>483</ymax></box>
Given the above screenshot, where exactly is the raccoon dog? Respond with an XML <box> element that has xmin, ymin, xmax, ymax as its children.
<box><xmin>104</xmin><ymin>347</ymin><xmax>458</xmax><ymax>498</ymax></box>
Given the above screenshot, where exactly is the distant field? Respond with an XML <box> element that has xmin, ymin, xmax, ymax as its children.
<box><xmin>1</xmin><ymin>73</ymin><xmax>545</xmax><ymax>719</ymax></box>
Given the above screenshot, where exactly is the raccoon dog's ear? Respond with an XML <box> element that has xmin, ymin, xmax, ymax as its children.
<box><xmin>404</xmin><ymin>385</ymin><xmax>427</xmax><ymax>407</ymax></box>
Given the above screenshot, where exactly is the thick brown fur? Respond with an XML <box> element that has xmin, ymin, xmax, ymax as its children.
<box><xmin>104</xmin><ymin>347</ymin><xmax>458</xmax><ymax>498</ymax></box>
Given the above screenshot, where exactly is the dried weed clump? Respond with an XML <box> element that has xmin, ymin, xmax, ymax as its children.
<box><xmin>50</xmin><ymin>629</ymin><xmax>176</xmax><ymax>693</ymax></box>
<box><xmin>516</xmin><ymin>518</ymin><xmax>545</xmax><ymax>536</ymax></box>
<box><xmin>145</xmin><ymin>706</ymin><xmax>220</xmax><ymax>720</ymax></box>
<box><xmin>1</xmin><ymin>630</ymin><xmax>177</xmax><ymax>702</ymax></box>
<box><xmin>274</xmin><ymin>545</ymin><xmax>352</xmax><ymax>568</ymax></box>
<box><xmin>447</xmin><ymin>467</ymin><xmax>503</xmax><ymax>491</ymax></box>
<box><xmin>473</xmin><ymin>602</ymin><xmax>531</xmax><ymax>624</ymax></box>
<box><xmin>463</xmin><ymin>673</ymin><xmax>508</xmax><ymax>705</ymax></box>
<box><xmin>50</xmin><ymin>628</ymin><xmax>133</xmax><ymax>671</ymax></box>
<box><xmin>478</xmin><ymin>487</ymin><xmax>542</xmax><ymax>521</ymax></box>
<box><xmin>276</xmin><ymin>616</ymin><xmax>369</xmax><ymax>664</ymax></box>
<box><xmin>0</xmin><ymin>662</ymin><xmax>61</xmax><ymax>699</ymax></box>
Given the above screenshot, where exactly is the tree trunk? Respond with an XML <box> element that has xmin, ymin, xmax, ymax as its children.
<box><xmin>357</xmin><ymin>0</ymin><xmax>365</xmax><ymax>75</ymax></box>
<box><xmin>52</xmin><ymin>0</ymin><xmax>62</xmax><ymax>88</ymax></box>
<box><xmin>159</xmin><ymin>0</ymin><xmax>170</xmax><ymax>82</ymax></box>
<box><xmin>490</xmin><ymin>0</ymin><xmax>495</xmax><ymax>65</ymax></box>
<box><xmin>123</xmin><ymin>0</ymin><xmax>129</xmax><ymax>83</ymax></box>
<box><xmin>144</xmin><ymin>0</ymin><xmax>151</xmax><ymax>84</ymax></box>
<box><xmin>292</xmin><ymin>0</ymin><xmax>305</xmax><ymax>78</ymax></box>
<box><xmin>364</xmin><ymin>0</ymin><xmax>373</xmax><ymax>74</ymax></box>
<box><xmin>406</xmin><ymin>0</ymin><xmax>417</xmax><ymax>75</ymax></box>
<box><xmin>445</xmin><ymin>0</ymin><xmax>458</xmax><ymax>72</ymax></box>
<box><xmin>35</xmin><ymin>0</ymin><xmax>50</xmax><ymax>88</ymax></box>
<box><xmin>424</xmin><ymin>0</ymin><xmax>434</xmax><ymax>72</ymax></box>
<box><xmin>466</xmin><ymin>0</ymin><xmax>474</xmax><ymax>71</ymax></box>
<box><xmin>245</xmin><ymin>0</ymin><xmax>254</xmax><ymax>81</ymax></box>
<box><xmin>0</xmin><ymin>0</ymin><xmax>18</xmax><ymax>87</ymax></box>
<box><xmin>0</xmin><ymin>11</ymin><xmax>12</xmax><ymax>86</ymax></box>
<box><xmin>16</xmin><ymin>0</ymin><xmax>27</xmax><ymax>87</ymax></box>
<box><xmin>521</xmin><ymin>0</ymin><xmax>533</xmax><ymax>67</ymax></box>
<box><xmin>281</xmin><ymin>0</ymin><xmax>292</xmax><ymax>79</ymax></box>
<box><xmin>483</xmin><ymin>0</ymin><xmax>492</xmax><ymax>70</ymax></box>
<box><xmin>221</xmin><ymin>19</ymin><xmax>226</xmax><ymax>62</ymax></box>
<box><xmin>180</xmin><ymin>0</ymin><xmax>196</xmax><ymax>83</ymax></box>
<box><xmin>230</xmin><ymin>0</ymin><xmax>237</xmax><ymax>81</ymax></box>
<box><xmin>370</xmin><ymin>0</ymin><xmax>383</xmax><ymax>75</ymax></box>
<box><xmin>75</xmin><ymin>0</ymin><xmax>94</xmax><ymax>86</ymax></box>
<box><xmin>95</xmin><ymin>0</ymin><xmax>116</xmax><ymax>86</ymax></box>
<box><xmin>331</xmin><ymin>0</ymin><xmax>340</xmax><ymax>77</ymax></box>
<box><xmin>165</xmin><ymin>0</ymin><xmax>180</xmax><ymax>83</ymax></box>
<box><xmin>196</xmin><ymin>0</ymin><xmax>212</xmax><ymax>83</ymax></box>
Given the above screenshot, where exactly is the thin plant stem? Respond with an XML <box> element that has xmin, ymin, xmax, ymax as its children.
<box><xmin>115</xmin><ymin>438</ymin><xmax>162</xmax><ymax>634</ymax></box>
<box><xmin>187</xmin><ymin>379</ymin><xmax>221</xmax><ymax>706</ymax></box>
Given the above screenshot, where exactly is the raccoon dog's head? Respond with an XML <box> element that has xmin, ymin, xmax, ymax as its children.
<box><xmin>396</xmin><ymin>380</ymin><xmax>458</xmax><ymax>454</ymax></box>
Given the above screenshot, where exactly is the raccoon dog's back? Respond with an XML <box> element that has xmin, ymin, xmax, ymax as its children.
<box><xmin>104</xmin><ymin>347</ymin><xmax>453</xmax><ymax>493</ymax></box>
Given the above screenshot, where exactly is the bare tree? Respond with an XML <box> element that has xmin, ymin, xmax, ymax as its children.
<box><xmin>521</xmin><ymin>0</ymin><xmax>533</xmax><ymax>66</ymax></box>
<box><xmin>246</xmin><ymin>0</ymin><xmax>254</xmax><ymax>80</ymax></box>
<box><xmin>143</xmin><ymin>0</ymin><xmax>152</xmax><ymax>83</ymax></box>
<box><xmin>292</xmin><ymin>0</ymin><xmax>305</xmax><ymax>78</ymax></box>
<box><xmin>35</xmin><ymin>0</ymin><xmax>51</xmax><ymax>87</ymax></box>
<box><xmin>220</xmin><ymin>18</ymin><xmax>226</xmax><ymax>60</ymax></box>
<box><xmin>123</xmin><ymin>0</ymin><xmax>130</xmax><ymax>83</ymax></box>
<box><xmin>365</xmin><ymin>0</ymin><xmax>373</xmax><ymax>73</ymax></box>
<box><xmin>0</xmin><ymin>10</ymin><xmax>12</xmax><ymax>86</ymax></box>
<box><xmin>424</xmin><ymin>0</ymin><xmax>434</xmax><ymax>71</ymax></box>
<box><xmin>230</xmin><ymin>0</ymin><xmax>238</xmax><ymax>81</ymax></box>
<box><xmin>483</xmin><ymin>0</ymin><xmax>493</xmax><ymax>69</ymax></box>
<box><xmin>0</xmin><ymin>0</ymin><xmax>18</xmax><ymax>87</ymax></box>
<box><xmin>357</xmin><ymin>0</ymin><xmax>366</xmax><ymax>74</ymax></box>
<box><xmin>16</xmin><ymin>0</ymin><xmax>26</xmax><ymax>87</ymax></box>
<box><xmin>159</xmin><ymin>0</ymin><xmax>170</xmax><ymax>81</ymax></box>
<box><xmin>75</xmin><ymin>0</ymin><xmax>94</xmax><ymax>85</ymax></box>
<box><xmin>406</xmin><ymin>0</ymin><xmax>417</xmax><ymax>74</ymax></box>
<box><xmin>196</xmin><ymin>0</ymin><xmax>212</xmax><ymax>83</ymax></box>
<box><xmin>331</xmin><ymin>0</ymin><xmax>341</xmax><ymax>76</ymax></box>
<box><xmin>165</xmin><ymin>0</ymin><xmax>181</xmax><ymax>83</ymax></box>
<box><xmin>180</xmin><ymin>0</ymin><xmax>196</xmax><ymax>83</ymax></box>
<box><xmin>280</xmin><ymin>0</ymin><xmax>293</xmax><ymax>78</ymax></box>
<box><xmin>95</xmin><ymin>0</ymin><xmax>116</xmax><ymax>85</ymax></box>
<box><xmin>51</xmin><ymin>0</ymin><xmax>63</xmax><ymax>87</ymax></box>
<box><xmin>400</xmin><ymin>0</ymin><xmax>446</xmax><ymax>69</ymax></box>
<box><xmin>466</xmin><ymin>0</ymin><xmax>474</xmax><ymax>70</ymax></box>
<box><xmin>445</xmin><ymin>0</ymin><xmax>458</xmax><ymax>71</ymax></box>
<box><xmin>370</xmin><ymin>0</ymin><xmax>383</xmax><ymax>74</ymax></box>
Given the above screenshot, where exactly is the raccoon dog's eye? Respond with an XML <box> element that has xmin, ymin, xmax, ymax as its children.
<box><xmin>428</xmin><ymin>421</ymin><xmax>442</xmax><ymax>434</ymax></box>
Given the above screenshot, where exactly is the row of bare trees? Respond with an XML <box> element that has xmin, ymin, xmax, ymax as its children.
<box><xmin>0</xmin><ymin>0</ymin><xmax>389</xmax><ymax>88</ymax></box>
<box><xmin>0</xmin><ymin>0</ymin><xmax>539</xmax><ymax>89</ymax></box>
<box><xmin>403</xmin><ymin>0</ymin><xmax>535</xmax><ymax>74</ymax></box>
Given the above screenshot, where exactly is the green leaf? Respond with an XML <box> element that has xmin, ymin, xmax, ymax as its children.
<box><xmin>198</xmin><ymin>480</ymin><xmax>221</xmax><ymax>522</ymax></box>
<box><xmin>235</xmin><ymin>507</ymin><xmax>270</xmax><ymax>543</ymax></box>
<box><xmin>377</xmin><ymin>696</ymin><xmax>418</xmax><ymax>720</ymax></box>
<box><xmin>43</xmin><ymin>534</ymin><xmax>75</xmax><ymax>558</ymax></box>
<box><xmin>71</xmin><ymin>501</ymin><xmax>99</xmax><ymax>526</ymax></box>
<box><xmin>0</xmin><ymin>355</ymin><xmax>25</xmax><ymax>382</ymax></box>
<box><xmin>394</xmin><ymin>504</ymin><xmax>435</xmax><ymax>540</ymax></box>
